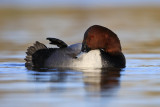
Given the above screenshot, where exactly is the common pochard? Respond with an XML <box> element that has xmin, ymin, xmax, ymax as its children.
<box><xmin>25</xmin><ymin>25</ymin><xmax>126</xmax><ymax>69</ymax></box>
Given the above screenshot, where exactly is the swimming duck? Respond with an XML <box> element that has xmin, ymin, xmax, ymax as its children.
<box><xmin>25</xmin><ymin>25</ymin><xmax>126</xmax><ymax>69</ymax></box>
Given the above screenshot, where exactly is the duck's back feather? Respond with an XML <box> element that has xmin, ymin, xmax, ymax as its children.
<box><xmin>44</xmin><ymin>43</ymin><xmax>103</xmax><ymax>68</ymax></box>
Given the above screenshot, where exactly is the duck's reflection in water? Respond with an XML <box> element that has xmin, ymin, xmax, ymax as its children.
<box><xmin>28</xmin><ymin>68</ymin><xmax>124</xmax><ymax>97</ymax></box>
<box><xmin>82</xmin><ymin>68</ymin><xmax>122</xmax><ymax>97</ymax></box>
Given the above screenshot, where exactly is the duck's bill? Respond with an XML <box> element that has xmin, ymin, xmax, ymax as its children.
<box><xmin>75</xmin><ymin>52</ymin><xmax>85</xmax><ymax>59</ymax></box>
<box><xmin>81</xmin><ymin>43</ymin><xmax>91</xmax><ymax>52</ymax></box>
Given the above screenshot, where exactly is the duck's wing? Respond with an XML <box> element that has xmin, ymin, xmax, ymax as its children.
<box><xmin>46</xmin><ymin>37</ymin><xmax>68</xmax><ymax>48</ymax></box>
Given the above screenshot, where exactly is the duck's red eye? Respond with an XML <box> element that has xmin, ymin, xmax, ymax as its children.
<box><xmin>90</xmin><ymin>35</ymin><xmax>94</xmax><ymax>39</ymax></box>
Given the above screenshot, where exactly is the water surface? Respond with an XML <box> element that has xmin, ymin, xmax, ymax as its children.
<box><xmin>0</xmin><ymin>53</ymin><xmax>160</xmax><ymax>107</ymax></box>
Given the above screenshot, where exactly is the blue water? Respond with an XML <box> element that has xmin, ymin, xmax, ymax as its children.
<box><xmin>0</xmin><ymin>53</ymin><xmax>160</xmax><ymax>107</ymax></box>
<box><xmin>0</xmin><ymin>0</ymin><xmax>160</xmax><ymax>8</ymax></box>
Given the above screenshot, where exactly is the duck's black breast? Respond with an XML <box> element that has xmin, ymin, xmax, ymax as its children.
<box><xmin>100</xmin><ymin>50</ymin><xmax>126</xmax><ymax>68</ymax></box>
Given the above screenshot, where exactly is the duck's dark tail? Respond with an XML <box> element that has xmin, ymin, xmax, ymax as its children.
<box><xmin>25</xmin><ymin>38</ymin><xmax>68</xmax><ymax>69</ymax></box>
<box><xmin>24</xmin><ymin>41</ymin><xmax>48</xmax><ymax>69</ymax></box>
